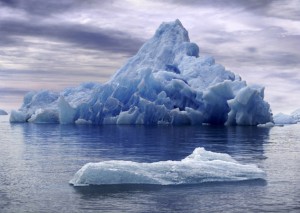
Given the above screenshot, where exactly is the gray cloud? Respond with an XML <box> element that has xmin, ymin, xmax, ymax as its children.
<box><xmin>265</xmin><ymin>72</ymin><xmax>298</xmax><ymax>79</ymax></box>
<box><xmin>166</xmin><ymin>0</ymin><xmax>270</xmax><ymax>7</ymax></box>
<box><xmin>0</xmin><ymin>19</ymin><xmax>144</xmax><ymax>54</ymax></box>
<box><xmin>200</xmin><ymin>25</ymin><xmax>300</xmax><ymax>69</ymax></box>
<box><xmin>0</xmin><ymin>0</ymin><xmax>113</xmax><ymax>16</ymax></box>
<box><xmin>165</xmin><ymin>0</ymin><xmax>300</xmax><ymax>21</ymax></box>
<box><xmin>263</xmin><ymin>51</ymin><xmax>300</xmax><ymax>67</ymax></box>
<box><xmin>227</xmin><ymin>51</ymin><xmax>300</xmax><ymax>68</ymax></box>
<box><xmin>204</xmin><ymin>35</ymin><xmax>238</xmax><ymax>45</ymax></box>
<box><xmin>165</xmin><ymin>0</ymin><xmax>274</xmax><ymax>12</ymax></box>
<box><xmin>264</xmin><ymin>71</ymin><xmax>300</xmax><ymax>86</ymax></box>
<box><xmin>246</xmin><ymin>47</ymin><xmax>257</xmax><ymax>53</ymax></box>
<box><xmin>0</xmin><ymin>87</ymin><xmax>29</xmax><ymax>96</ymax></box>
<box><xmin>0</xmin><ymin>69</ymin><xmax>112</xmax><ymax>80</ymax></box>
<box><xmin>0</xmin><ymin>0</ymin><xmax>17</xmax><ymax>6</ymax></box>
<box><xmin>265</xmin><ymin>0</ymin><xmax>300</xmax><ymax>21</ymax></box>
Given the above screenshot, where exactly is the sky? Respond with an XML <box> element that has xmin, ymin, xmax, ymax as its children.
<box><xmin>0</xmin><ymin>0</ymin><xmax>300</xmax><ymax>114</ymax></box>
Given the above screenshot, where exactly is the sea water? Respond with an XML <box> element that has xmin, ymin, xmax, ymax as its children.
<box><xmin>0</xmin><ymin>115</ymin><xmax>299</xmax><ymax>212</ymax></box>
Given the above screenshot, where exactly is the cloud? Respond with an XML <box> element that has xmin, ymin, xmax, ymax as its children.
<box><xmin>0</xmin><ymin>0</ymin><xmax>106</xmax><ymax>16</ymax></box>
<box><xmin>265</xmin><ymin>0</ymin><xmax>300</xmax><ymax>21</ymax></box>
<box><xmin>263</xmin><ymin>51</ymin><xmax>300</xmax><ymax>67</ymax></box>
<box><xmin>0</xmin><ymin>87</ymin><xmax>29</xmax><ymax>95</ymax></box>
<box><xmin>164</xmin><ymin>0</ymin><xmax>300</xmax><ymax>21</ymax></box>
<box><xmin>199</xmin><ymin>25</ymin><xmax>300</xmax><ymax>70</ymax></box>
<box><xmin>203</xmin><ymin>33</ymin><xmax>238</xmax><ymax>45</ymax></box>
<box><xmin>246</xmin><ymin>47</ymin><xmax>257</xmax><ymax>53</ymax></box>
<box><xmin>0</xmin><ymin>0</ymin><xmax>17</xmax><ymax>6</ymax></box>
<box><xmin>0</xmin><ymin>69</ymin><xmax>111</xmax><ymax>78</ymax></box>
<box><xmin>0</xmin><ymin>19</ymin><xmax>144</xmax><ymax>54</ymax></box>
<box><xmin>264</xmin><ymin>71</ymin><xmax>300</xmax><ymax>85</ymax></box>
<box><xmin>164</xmin><ymin>0</ymin><xmax>274</xmax><ymax>13</ymax></box>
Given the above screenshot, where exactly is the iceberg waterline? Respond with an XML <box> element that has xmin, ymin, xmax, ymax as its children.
<box><xmin>10</xmin><ymin>19</ymin><xmax>273</xmax><ymax>125</ymax></box>
<box><xmin>69</xmin><ymin>147</ymin><xmax>265</xmax><ymax>186</ymax></box>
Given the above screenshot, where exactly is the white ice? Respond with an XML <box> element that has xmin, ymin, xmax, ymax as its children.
<box><xmin>291</xmin><ymin>108</ymin><xmax>300</xmax><ymax>123</ymax></box>
<box><xmin>10</xmin><ymin>20</ymin><xmax>273</xmax><ymax>126</ymax></box>
<box><xmin>257</xmin><ymin>122</ymin><xmax>275</xmax><ymax>128</ymax></box>
<box><xmin>69</xmin><ymin>147</ymin><xmax>265</xmax><ymax>186</ymax></box>
<box><xmin>9</xmin><ymin>110</ymin><xmax>27</xmax><ymax>123</ymax></box>
<box><xmin>273</xmin><ymin>113</ymin><xmax>297</xmax><ymax>125</ymax></box>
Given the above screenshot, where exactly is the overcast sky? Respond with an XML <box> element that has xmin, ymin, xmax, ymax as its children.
<box><xmin>0</xmin><ymin>0</ymin><xmax>300</xmax><ymax>114</ymax></box>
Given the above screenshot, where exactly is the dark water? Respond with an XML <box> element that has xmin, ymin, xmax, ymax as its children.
<box><xmin>0</xmin><ymin>115</ymin><xmax>300</xmax><ymax>212</ymax></box>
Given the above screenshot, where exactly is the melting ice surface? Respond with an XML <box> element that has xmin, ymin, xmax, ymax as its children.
<box><xmin>69</xmin><ymin>147</ymin><xmax>265</xmax><ymax>186</ymax></box>
<box><xmin>10</xmin><ymin>19</ymin><xmax>272</xmax><ymax>126</ymax></box>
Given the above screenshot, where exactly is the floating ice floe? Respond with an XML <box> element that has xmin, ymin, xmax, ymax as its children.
<box><xmin>10</xmin><ymin>20</ymin><xmax>273</xmax><ymax>126</ymax></box>
<box><xmin>69</xmin><ymin>147</ymin><xmax>265</xmax><ymax>186</ymax></box>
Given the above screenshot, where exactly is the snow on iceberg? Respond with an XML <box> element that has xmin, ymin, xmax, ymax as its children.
<box><xmin>0</xmin><ymin>109</ymin><xmax>8</xmax><ymax>115</ymax></box>
<box><xmin>69</xmin><ymin>147</ymin><xmax>265</xmax><ymax>186</ymax></box>
<box><xmin>10</xmin><ymin>19</ymin><xmax>273</xmax><ymax>126</ymax></box>
<box><xmin>273</xmin><ymin>113</ymin><xmax>297</xmax><ymax>125</ymax></box>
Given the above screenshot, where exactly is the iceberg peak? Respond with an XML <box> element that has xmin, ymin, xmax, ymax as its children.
<box><xmin>10</xmin><ymin>20</ymin><xmax>273</xmax><ymax>126</ymax></box>
<box><xmin>154</xmin><ymin>19</ymin><xmax>189</xmax><ymax>43</ymax></box>
<box><xmin>112</xmin><ymin>19</ymin><xmax>197</xmax><ymax>81</ymax></box>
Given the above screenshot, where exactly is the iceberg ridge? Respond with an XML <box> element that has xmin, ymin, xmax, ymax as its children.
<box><xmin>10</xmin><ymin>20</ymin><xmax>273</xmax><ymax>126</ymax></box>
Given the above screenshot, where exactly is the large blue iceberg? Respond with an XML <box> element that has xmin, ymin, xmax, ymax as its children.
<box><xmin>10</xmin><ymin>20</ymin><xmax>273</xmax><ymax>125</ymax></box>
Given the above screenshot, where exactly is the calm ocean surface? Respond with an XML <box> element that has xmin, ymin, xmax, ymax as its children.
<box><xmin>0</xmin><ymin>115</ymin><xmax>300</xmax><ymax>213</ymax></box>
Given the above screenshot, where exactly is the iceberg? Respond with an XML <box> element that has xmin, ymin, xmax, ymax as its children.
<box><xmin>69</xmin><ymin>147</ymin><xmax>265</xmax><ymax>186</ymax></box>
<box><xmin>273</xmin><ymin>113</ymin><xmax>297</xmax><ymax>125</ymax></box>
<box><xmin>10</xmin><ymin>20</ymin><xmax>273</xmax><ymax>126</ymax></box>
<box><xmin>291</xmin><ymin>108</ymin><xmax>300</xmax><ymax>123</ymax></box>
<box><xmin>0</xmin><ymin>109</ymin><xmax>8</xmax><ymax>115</ymax></box>
<box><xmin>257</xmin><ymin>122</ymin><xmax>275</xmax><ymax>128</ymax></box>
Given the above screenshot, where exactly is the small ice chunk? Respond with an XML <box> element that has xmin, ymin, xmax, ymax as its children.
<box><xmin>291</xmin><ymin>108</ymin><xmax>300</xmax><ymax>122</ymax></box>
<box><xmin>226</xmin><ymin>86</ymin><xmax>272</xmax><ymax>126</ymax></box>
<box><xmin>257</xmin><ymin>122</ymin><xmax>275</xmax><ymax>128</ymax></box>
<box><xmin>273</xmin><ymin>113</ymin><xmax>297</xmax><ymax>125</ymax></box>
<box><xmin>9</xmin><ymin>110</ymin><xmax>28</xmax><ymax>123</ymax></box>
<box><xmin>28</xmin><ymin>108</ymin><xmax>59</xmax><ymax>123</ymax></box>
<box><xmin>75</xmin><ymin>119</ymin><xmax>92</xmax><ymax>125</ymax></box>
<box><xmin>0</xmin><ymin>109</ymin><xmax>8</xmax><ymax>115</ymax></box>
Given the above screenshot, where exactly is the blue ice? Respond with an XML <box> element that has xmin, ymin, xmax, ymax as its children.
<box><xmin>10</xmin><ymin>20</ymin><xmax>273</xmax><ymax>126</ymax></box>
